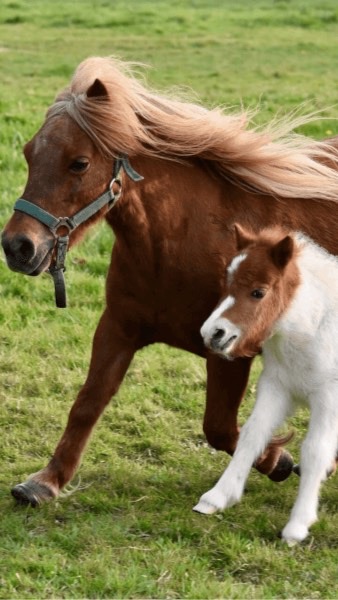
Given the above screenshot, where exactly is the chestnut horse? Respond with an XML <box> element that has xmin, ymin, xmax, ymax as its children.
<box><xmin>196</xmin><ymin>225</ymin><xmax>338</xmax><ymax>544</ymax></box>
<box><xmin>2</xmin><ymin>56</ymin><xmax>338</xmax><ymax>507</ymax></box>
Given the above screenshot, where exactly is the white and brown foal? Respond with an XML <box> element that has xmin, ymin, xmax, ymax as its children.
<box><xmin>195</xmin><ymin>224</ymin><xmax>338</xmax><ymax>544</ymax></box>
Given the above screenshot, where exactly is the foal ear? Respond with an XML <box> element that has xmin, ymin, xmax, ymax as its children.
<box><xmin>271</xmin><ymin>235</ymin><xmax>294</xmax><ymax>270</ymax></box>
<box><xmin>233</xmin><ymin>223</ymin><xmax>255</xmax><ymax>250</ymax></box>
<box><xmin>87</xmin><ymin>78</ymin><xmax>109</xmax><ymax>99</ymax></box>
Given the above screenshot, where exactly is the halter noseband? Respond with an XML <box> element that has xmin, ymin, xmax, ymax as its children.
<box><xmin>13</xmin><ymin>156</ymin><xmax>143</xmax><ymax>308</ymax></box>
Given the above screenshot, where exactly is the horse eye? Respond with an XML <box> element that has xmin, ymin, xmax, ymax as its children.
<box><xmin>251</xmin><ymin>289</ymin><xmax>265</xmax><ymax>299</ymax></box>
<box><xmin>69</xmin><ymin>159</ymin><xmax>89</xmax><ymax>173</ymax></box>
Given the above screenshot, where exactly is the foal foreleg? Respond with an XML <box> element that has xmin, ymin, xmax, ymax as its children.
<box><xmin>12</xmin><ymin>308</ymin><xmax>137</xmax><ymax>506</ymax></box>
<box><xmin>204</xmin><ymin>354</ymin><xmax>293</xmax><ymax>482</ymax></box>
<box><xmin>194</xmin><ymin>377</ymin><xmax>291</xmax><ymax>514</ymax></box>
<box><xmin>282</xmin><ymin>393</ymin><xmax>338</xmax><ymax>545</ymax></box>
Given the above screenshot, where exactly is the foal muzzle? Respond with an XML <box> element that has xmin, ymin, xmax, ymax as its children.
<box><xmin>201</xmin><ymin>317</ymin><xmax>240</xmax><ymax>357</ymax></box>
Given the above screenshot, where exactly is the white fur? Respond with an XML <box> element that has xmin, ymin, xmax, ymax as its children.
<box><xmin>227</xmin><ymin>252</ymin><xmax>247</xmax><ymax>282</ymax></box>
<box><xmin>195</xmin><ymin>235</ymin><xmax>338</xmax><ymax>544</ymax></box>
<box><xmin>200</xmin><ymin>296</ymin><xmax>236</xmax><ymax>341</ymax></box>
<box><xmin>200</xmin><ymin>253</ymin><xmax>248</xmax><ymax>354</ymax></box>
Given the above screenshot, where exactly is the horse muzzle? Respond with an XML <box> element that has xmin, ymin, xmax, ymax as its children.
<box><xmin>1</xmin><ymin>230</ymin><xmax>55</xmax><ymax>276</ymax></box>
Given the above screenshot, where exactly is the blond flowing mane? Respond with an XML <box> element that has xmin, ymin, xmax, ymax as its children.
<box><xmin>47</xmin><ymin>56</ymin><xmax>338</xmax><ymax>201</ymax></box>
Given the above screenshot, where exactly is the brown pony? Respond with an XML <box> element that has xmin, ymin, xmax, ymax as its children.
<box><xmin>2</xmin><ymin>56</ymin><xmax>338</xmax><ymax>507</ymax></box>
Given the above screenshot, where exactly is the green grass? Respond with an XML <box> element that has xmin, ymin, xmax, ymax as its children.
<box><xmin>1</xmin><ymin>0</ymin><xmax>338</xmax><ymax>597</ymax></box>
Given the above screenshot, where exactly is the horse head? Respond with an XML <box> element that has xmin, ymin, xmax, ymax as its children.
<box><xmin>1</xmin><ymin>80</ymin><xmax>116</xmax><ymax>280</ymax></box>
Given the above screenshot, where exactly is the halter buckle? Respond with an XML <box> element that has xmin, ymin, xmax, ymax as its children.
<box><xmin>108</xmin><ymin>177</ymin><xmax>122</xmax><ymax>206</ymax></box>
<box><xmin>52</xmin><ymin>217</ymin><xmax>75</xmax><ymax>234</ymax></box>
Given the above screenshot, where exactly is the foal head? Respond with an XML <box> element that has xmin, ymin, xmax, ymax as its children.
<box><xmin>201</xmin><ymin>224</ymin><xmax>300</xmax><ymax>359</ymax></box>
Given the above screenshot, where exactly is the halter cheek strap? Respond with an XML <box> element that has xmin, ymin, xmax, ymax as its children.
<box><xmin>13</xmin><ymin>156</ymin><xmax>143</xmax><ymax>308</ymax></box>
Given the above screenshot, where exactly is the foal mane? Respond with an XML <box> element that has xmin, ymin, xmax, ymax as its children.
<box><xmin>47</xmin><ymin>56</ymin><xmax>338</xmax><ymax>202</ymax></box>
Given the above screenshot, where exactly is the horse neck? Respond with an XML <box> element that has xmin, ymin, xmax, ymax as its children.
<box><xmin>111</xmin><ymin>155</ymin><xmax>338</xmax><ymax>255</ymax></box>
<box><xmin>108</xmin><ymin>155</ymin><xmax>221</xmax><ymax>248</ymax></box>
<box><xmin>107</xmin><ymin>153</ymin><xmax>338</xmax><ymax>288</ymax></box>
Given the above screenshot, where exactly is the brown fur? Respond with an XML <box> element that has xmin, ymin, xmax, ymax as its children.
<box><xmin>224</xmin><ymin>227</ymin><xmax>300</xmax><ymax>358</ymax></box>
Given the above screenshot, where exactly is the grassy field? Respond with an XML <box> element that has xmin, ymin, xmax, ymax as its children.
<box><xmin>1</xmin><ymin>0</ymin><xmax>338</xmax><ymax>598</ymax></box>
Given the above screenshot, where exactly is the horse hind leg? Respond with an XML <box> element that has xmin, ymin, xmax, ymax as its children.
<box><xmin>203</xmin><ymin>354</ymin><xmax>294</xmax><ymax>482</ymax></box>
<box><xmin>255</xmin><ymin>434</ymin><xmax>294</xmax><ymax>482</ymax></box>
<box><xmin>11</xmin><ymin>309</ymin><xmax>138</xmax><ymax>507</ymax></box>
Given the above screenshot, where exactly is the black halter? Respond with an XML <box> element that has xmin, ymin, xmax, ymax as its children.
<box><xmin>14</xmin><ymin>156</ymin><xmax>143</xmax><ymax>308</ymax></box>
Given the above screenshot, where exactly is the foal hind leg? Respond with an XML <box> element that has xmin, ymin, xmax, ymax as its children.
<box><xmin>203</xmin><ymin>354</ymin><xmax>293</xmax><ymax>481</ymax></box>
<box><xmin>11</xmin><ymin>308</ymin><xmax>138</xmax><ymax>506</ymax></box>
<box><xmin>281</xmin><ymin>393</ymin><xmax>338</xmax><ymax>545</ymax></box>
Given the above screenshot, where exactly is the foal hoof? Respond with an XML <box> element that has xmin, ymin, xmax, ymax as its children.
<box><xmin>193</xmin><ymin>500</ymin><xmax>219</xmax><ymax>515</ymax></box>
<box><xmin>293</xmin><ymin>464</ymin><xmax>301</xmax><ymax>476</ymax></box>
<box><xmin>11</xmin><ymin>480</ymin><xmax>56</xmax><ymax>507</ymax></box>
<box><xmin>268</xmin><ymin>451</ymin><xmax>294</xmax><ymax>482</ymax></box>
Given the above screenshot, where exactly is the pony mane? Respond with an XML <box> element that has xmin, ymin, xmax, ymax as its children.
<box><xmin>47</xmin><ymin>56</ymin><xmax>338</xmax><ymax>201</ymax></box>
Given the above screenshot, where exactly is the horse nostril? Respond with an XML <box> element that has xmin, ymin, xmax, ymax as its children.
<box><xmin>2</xmin><ymin>234</ymin><xmax>36</xmax><ymax>262</ymax></box>
<box><xmin>17</xmin><ymin>236</ymin><xmax>36</xmax><ymax>261</ymax></box>
<box><xmin>212</xmin><ymin>328</ymin><xmax>225</xmax><ymax>342</ymax></box>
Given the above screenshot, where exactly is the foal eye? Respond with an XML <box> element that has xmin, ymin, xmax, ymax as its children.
<box><xmin>69</xmin><ymin>159</ymin><xmax>89</xmax><ymax>173</ymax></box>
<box><xmin>251</xmin><ymin>289</ymin><xmax>266</xmax><ymax>299</ymax></box>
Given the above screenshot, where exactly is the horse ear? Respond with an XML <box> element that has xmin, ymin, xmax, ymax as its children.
<box><xmin>87</xmin><ymin>78</ymin><xmax>108</xmax><ymax>99</ymax></box>
<box><xmin>233</xmin><ymin>223</ymin><xmax>255</xmax><ymax>250</ymax></box>
<box><xmin>271</xmin><ymin>235</ymin><xmax>294</xmax><ymax>270</ymax></box>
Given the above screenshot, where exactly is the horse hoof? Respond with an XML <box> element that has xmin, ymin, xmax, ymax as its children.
<box><xmin>11</xmin><ymin>480</ymin><xmax>56</xmax><ymax>507</ymax></box>
<box><xmin>293</xmin><ymin>464</ymin><xmax>301</xmax><ymax>476</ymax></box>
<box><xmin>268</xmin><ymin>451</ymin><xmax>294</xmax><ymax>482</ymax></box>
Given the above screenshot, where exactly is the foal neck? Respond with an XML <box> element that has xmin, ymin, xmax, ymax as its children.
<box><xmin>273</xmin><ymin>235</ymin><xmax>338</xmax><ymax>338</ymax></box>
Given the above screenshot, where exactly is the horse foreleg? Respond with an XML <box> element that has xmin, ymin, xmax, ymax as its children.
<box><xmin>203</xmin><ymin>354</ymin><xmax>250</xmax><ymax>454</ymax></box>
<box><xmin>11</xmin><ymin>308</ymin><xmax>137</xmax><ymax>507</ymax></box>
<box><xmin>203</xmin><ymin>354</ymin><xmax>293</xmax><ymax>481</ymax></box>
